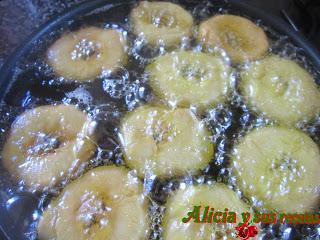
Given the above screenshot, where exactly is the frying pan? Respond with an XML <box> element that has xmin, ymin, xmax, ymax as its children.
<box><xmin>0</xmin><ymin>0</ymin><xmax>319</xmax><ymax>239</ymax></box>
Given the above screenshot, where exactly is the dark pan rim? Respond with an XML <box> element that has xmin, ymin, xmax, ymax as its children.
<box><xmin>0</xmin><ymin>0</ymin><xmax>319</xmax><ymax>239</ymax></box>
<box><xmin>0</xmin><ymin>0</ymin><xmax>320</xmax><ymax>102</ymax></box>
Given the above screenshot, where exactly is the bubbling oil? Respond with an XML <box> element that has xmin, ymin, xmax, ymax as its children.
<box><xmin>0</xmin><ymin>1</ymin><xmax>319</xmax><ymax>239</ymax></box>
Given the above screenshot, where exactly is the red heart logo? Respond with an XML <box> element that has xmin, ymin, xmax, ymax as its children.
<box><xmin>236</xmin><ymin>223</ymin><xmax>259</xmax><ymax>239</ymax></box>
<box><xmin>248</xmin><ymin>225</ymin><xmax>258</xmax><ymax>238</ymax></box>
